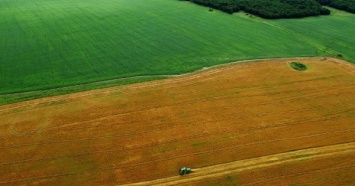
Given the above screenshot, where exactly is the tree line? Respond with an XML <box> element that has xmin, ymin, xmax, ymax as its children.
<box><xmin>181</xmin><ymin>0</ymin><xmax>354</xmax><ymax>18</ymax></box>
<box><xmin>316</xmin><ymin>0</ymin><xmax>355</xmax><ymax>13</ymax></box>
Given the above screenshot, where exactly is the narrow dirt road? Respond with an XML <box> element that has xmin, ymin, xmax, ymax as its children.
<box><xmin>127</xmin><ymin>142</ymin><xmax>355</xmax><ymax>185</ymax></box>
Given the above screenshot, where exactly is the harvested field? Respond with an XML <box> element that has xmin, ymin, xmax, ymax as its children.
<box><xmin>0</xmin><ymin>57</ymin><xmax>354</xmax><ymax>185</ymax></box>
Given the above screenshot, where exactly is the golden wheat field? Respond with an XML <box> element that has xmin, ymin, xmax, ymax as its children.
<box><xmin>0</xmin><ymin>58</ymin><xmax>354</xmax><ymax>185</ymax></box>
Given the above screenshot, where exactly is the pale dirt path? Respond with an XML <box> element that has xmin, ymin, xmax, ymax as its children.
<box><xmin>126</xmin><ymin>142</ymin><xmax>355</xmax><ymax>186</ymax></box>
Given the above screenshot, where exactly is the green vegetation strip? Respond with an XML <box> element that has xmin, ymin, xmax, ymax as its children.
<box><xmin>0</xmin><ymin>0</ymin><xmax>355</xmax><ymax>105</ymax></box>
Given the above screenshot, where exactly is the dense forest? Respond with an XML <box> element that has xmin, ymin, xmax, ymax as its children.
<box><xmin>182</xmin><ymin>0</ymin><xmax>354</xmax><ymax>18</ymax></box>
<box><xmin>317</xmin><ymin>0</ymin><xmax>355</xmax><ymax>13</ymax></box>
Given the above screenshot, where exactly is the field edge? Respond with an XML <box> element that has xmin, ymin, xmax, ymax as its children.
<box><xmin>0</xmin><ymin>56</ymin><xmax>351</xmax><ymax>106</ymax></box>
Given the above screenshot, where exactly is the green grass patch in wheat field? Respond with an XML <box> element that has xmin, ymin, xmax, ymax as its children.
<box><xmin>0</xmin><ymin>0</ymin><xmax>355</xmax><ymax>104</ymax></box>
<box><xmin>290</xmin><ymin>62</ymin><xmax>308</xmax><ymax>71</ymax></box>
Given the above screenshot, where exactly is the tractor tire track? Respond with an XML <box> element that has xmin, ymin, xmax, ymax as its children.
<box><xmin>0</xmin><ymin>127</ymin><xmax>354</xmax><ymax>179</ymax></box>
<box><xmin>2</xmin><ymin>83</ymin><xmax>354</xmax><ymax>138</ymax></box>
<box><xmin>126</xmin><ymin>142</ymin><xmax>355</xmax><ymax>185</ymax></box>
<box><xmin>1</xmin><ymin>140</ymin><xmax>354</xmax><ymax>185</ymax></box>
<box><xmin>1</xmin><ymin>107</ymin><xmax>354</xmax><ymax>150</ymax></box>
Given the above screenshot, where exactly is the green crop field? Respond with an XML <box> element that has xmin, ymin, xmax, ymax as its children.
<box><xmin>0</xmin><ymin>0</ymin><xmax>355</xmax><ymax>104</ymax></box>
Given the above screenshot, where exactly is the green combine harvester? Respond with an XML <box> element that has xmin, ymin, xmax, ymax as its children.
<box><xmin>179</xmin><ymin>167</ymin><xmax>192</xmax><ymax>176</ymax></box>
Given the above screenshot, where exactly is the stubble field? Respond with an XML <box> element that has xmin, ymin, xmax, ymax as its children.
<box><xmin>0</xmin><ymin>58</ymin><xmax>354</xmax><ymax>185</ymax></box>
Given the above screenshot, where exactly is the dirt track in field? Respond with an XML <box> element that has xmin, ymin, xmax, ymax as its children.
<box><xmin>0</xmin><ymin>57</ymin><xmax>354</xmax><ymax>185</ymax></box>
<box><xmin>128</xmin><ymin>142</ymin><xmax>355</xmax><ymax>185</ymax></box>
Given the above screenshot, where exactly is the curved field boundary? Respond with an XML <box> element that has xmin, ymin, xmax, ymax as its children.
<box><xmin>126</xmin><ymin>142</ymin><xmax>355</xmax><ymax>185</ymax></box>
<box><xmin>0</xmin><ymin>57</ymin><xmax>353</xmax><ymax>117</ymax></box>
<box><xmin>1</xmin><ymin>57</ymin><xmax>353</xmax><ymax>109</ymax></box>
<box><xmin>1</xmin><ymin>58</ymin><xmax>354</xmax><ymax>135</ymax></box>
<box><xmin>0</xmin><ymin>57</ymin><xmax>318</xmax><ymax>97</ymax></box>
